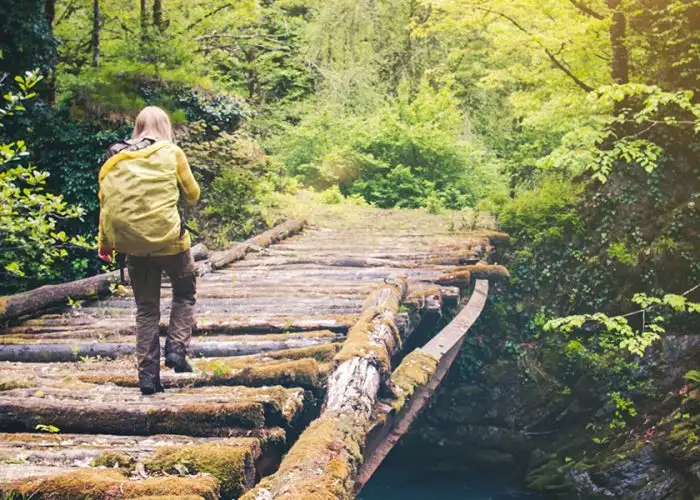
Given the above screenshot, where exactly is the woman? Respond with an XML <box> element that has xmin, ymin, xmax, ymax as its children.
<box><xmin>98</xmin><ymin>106</ymin><xmax>201</xmax><ymax>395</ymax></box>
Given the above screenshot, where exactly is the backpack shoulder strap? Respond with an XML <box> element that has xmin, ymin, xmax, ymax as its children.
<box><xmin>107</xmin><ymin>137</ymin><xmax>158</xmax><ymax>158</ymax></box>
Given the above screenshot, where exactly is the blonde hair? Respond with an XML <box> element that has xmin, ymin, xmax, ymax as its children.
<box><xmin>132</xmin><ymin>106</ymin><xmax>174</xmax><ymax>142</ymax></box>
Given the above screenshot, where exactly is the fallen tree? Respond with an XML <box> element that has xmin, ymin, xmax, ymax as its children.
<box><xmin>242</xmin><ymin>279</ymin><xmax>409</xmax><ymax>498</ymax></box>
<box><xmin>196</xmin><ymin>219</ymin><xmax>307</xmax><ymax>276</ymax></box>
<box><xmin>243</xmin><ymin>279</ymin><xmax>491</xmax><ymax>499</ymax></box>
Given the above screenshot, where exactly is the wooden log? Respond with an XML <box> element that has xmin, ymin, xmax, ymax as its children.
<box><xmin>0</xmin><ymin>398</ymin><xmax>267</xmax><ymax>435</ymax></box>
<box><xmin>0</xmin><ymin>272</ymin><xmax>123</xmax><ymax>324</ymax></box>
<box><xmin>0</xmin><ymin>433</ymin><xmax>271</xmax><ymax>498</ymax></box>
<box><xmin>190</xmin><ymin>242</ymin><xmax>210</xmax><ymax>261</ymax></box>
<box><xmin>243</xmin><ymin>279</ymin><xmax>409</xmax><ymax>499</ymax></box>
<box><xmin>202</xmin><ymin>219</ymin><xmax>307</xmax><ymax>275</ymax></box>
<box><xmin>0</xmin><ymin>337</ymin><xmax>338</xmax><ymax>363</ymax></box>
<box><xmin>355</xmin><ymin>280</ymin><xmax>490</xmax><ymax>492</ymax></box>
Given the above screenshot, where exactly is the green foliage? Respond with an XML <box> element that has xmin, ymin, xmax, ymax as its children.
<box><xmin>0</xmin><ymin>71</ymin><xmax>90</xmax><ymax>294</ymax></box>
<box><xmin>0</xmin><ymin>0</ymin><xmax>56</xmax><ymax>76</ymax></box>
<box><xmin>684</xmin><ymin>370</ymin><xmax>700</xmax><ymax>385</ymax></box>
<box><xmin>276</xmin><ymin>80</ymin><xmax>501</xmax><ymax>209</ymax></box>
<box><xmin>184</xmin><ymin>129</ymin><xmax>280</xmax><ymax>247</ymax></box>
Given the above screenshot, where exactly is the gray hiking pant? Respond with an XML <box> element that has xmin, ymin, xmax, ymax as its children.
<box><xmin>127</xmin><ymin>250</ymin><xmax>196</xmax><ymax>387</ymax></box>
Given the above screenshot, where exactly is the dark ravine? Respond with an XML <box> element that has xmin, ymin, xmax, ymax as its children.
<box><xmin>397</xmin><ymin>327</ymin><xmax>700</xmax><ymax>499</ymax></box>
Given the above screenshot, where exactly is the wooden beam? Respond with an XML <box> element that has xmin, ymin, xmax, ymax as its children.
<box><xmin>355</xmin><ymin>280</ymin><xmax>489</xmax><ymax>492</ymax></box>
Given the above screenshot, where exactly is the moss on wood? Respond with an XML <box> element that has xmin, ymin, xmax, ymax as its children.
<box><xmin>333</xmin><ymin>281</ymin><xmax>405</xmax><ymax>375</ymax></box>
<box><xmin>145</xmin><ymin>443</ymin><xmax>256</xmax><ymax>498</ymax></box>
<box><xmin>78</xmin><ymin>358</ymin><xmax>324</xmax><ymax>390</ymax></box>
<box><xmin>0</xmin><ymin>469</ymin><xmax>220</xmax><ymax>499</ymax></box>
<box><xmin>147</xmin><ymin>402</ymin><xmax>266</xmax><ymax>433</ymax></box>
<box><xmin>0</xmin><ymin>378</ymin><xmax>37</xmax><ymax>391</ymax></box>
<box><xmin>125</xmin><ymin>476</ymin><xmax>220</xmax><ymax>499</ymax></box>
<box><xmin>90</xmin><ymin>450</ymin><xmax>136</xmax><ymax>471</ymax></box>
<box><xmin>333</xmin><ymin>308</ymin><xmax>400</xmax><ymax>375</ymax></box>
<box><xmin>451</xmin><ymin>264</ymin><xmax>509</xmax><ymax>280</ymax></box>
<box><xmin>243</xmin><ymin>413</ymin><xmax>364</xmax><ymax>500</ymax></box>
<box><xmin>435</xmin><ymin>271</ymin><xmax>471</xmax><ymax>288</ymax></box>
<box><xmin>383</xmin><ymin>350</ymin><xmax>438</xmax><ymax>412</ymax></box>
<box><xmin>263</xmin><ymin>343</ymin><xmax>341</xmax><ymax>363</ymax></box>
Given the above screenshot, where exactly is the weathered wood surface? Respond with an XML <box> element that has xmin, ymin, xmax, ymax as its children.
<box><xmin>0</xmin><ymin>220</ymin><xmax>304</xmax><ymax>325</ymax></box>
<box><xmin>355</xmin><ymin>279</ymin><xmax>490</xmax><ymax>493</ymax></box>
<box><xmin>0</xmin><ymin>206</ymin><xmax>506</xmax><ymax>499</ymax></box>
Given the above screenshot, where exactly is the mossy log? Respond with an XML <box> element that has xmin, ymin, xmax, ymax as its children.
<box><xmin>0</xmin><ymin>468</ymin><xmax>221</xmax><ymax>500</ymax></box>
<box><xmin>196</xmin><ymin>219</ymin><xmax>307</xmax><ymax>276</ymax></box>
<box><xmin>0</xmin><ymin>272</ymin><xmax>123</xmax><ymax>324</ymax></box>
<box><xmin>0</xmin><ymin>337</ymin><xmax>338</xmax><ymax>363</ymax></box>
<box><xmin>355</xmin><ymin>280</ymin><xmax>490</xmax><ymax>493</ymax></box>
<box><xmin>244</xmin><ymin>280</ymin><xmax>409</xmax><ymax>499</ymax></box>
<box><xmin>328</xmin><ymin>279</ymin><xmax>407</xmax><ymax>414</ymax></box>
<box><xmin>242</xmin><ymin>413</ymin><xmax>362</xmax><ymax>500</ymax></box>
<box><xmin>0</xmin><ymin>398</ymin><xmax>267</xmax><ymax>435</ymax></box>
<box><xmin>77</xmin><ymin>357</ymin><xmax>326</xmax><ymax>391</ymax></box>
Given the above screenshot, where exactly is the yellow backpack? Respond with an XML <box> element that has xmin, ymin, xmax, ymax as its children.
<box><xmin>99</xmin><ymin>141</ymin><xmax>184</xmax><ymax>256</ymax></box>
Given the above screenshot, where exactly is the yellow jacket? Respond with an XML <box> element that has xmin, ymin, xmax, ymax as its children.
<box><xmin>98</xmin><ymin>141</ymin><xmax>200</xmax><ymax>256</ymax></box>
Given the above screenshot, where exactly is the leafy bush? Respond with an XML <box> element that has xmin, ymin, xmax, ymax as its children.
<box><xmin>184</xmin><ymin>130</ymin><xmax>281</xmax><ymax>247</ymax></box>
<box><xmin>274</xmin><ymin>80</ymin><xmax>501</xmax><ymax>209</ymax></box>
<box><xmin>60</xmin><ymin>64</ymin><xmax>248</xmax><ymax>135</ymax></box>
<box><xmin>0</xmin><ymin>72</ymin><xmax>90</xmax><ymax>294</ymax></box>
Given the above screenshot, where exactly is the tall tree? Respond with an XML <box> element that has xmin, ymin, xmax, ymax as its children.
<box><xmin>45</xmin><ymin>0</ymin><xmax>55</xmax><ymax>26</ymax></box>
<box><xmin>153</xmin><ymin>0</ymin><xmax>164</xmax><ymax>32</ymax></box>
<box><xmin>91</xmin><ymin>0</ymin><xmax>100</xmax><ymax>67</ymax></box>
<box><xmin>140</xmin><ymin>0</ymin><xmax>149</xmax><ymax>43</ymax></box>
<box><xmin>0</xmin><ymin>0</ymin><xmax>56</xmax><ymax>75</ymax></box>
<box><xmin>606</xmin><ymin>0</ymin><xmax>629</xmax><ymax>85</ymax></box>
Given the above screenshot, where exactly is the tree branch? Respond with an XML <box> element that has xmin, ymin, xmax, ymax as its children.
<box><xmin>476</xmin><ymin>6</ymin><xmax>596</xmax><ymax>93</ymax></box>
<box><xmin>184</xmin><ymin>3</ymin><xmax>236</xmax><ymax>32</ymax></box>
<box><xmin>568</xmin><ymin>0</ymin><xmax>605</xmax><ymax>20</ymax></box>
<box><xmin>544</xmin><ymin>48</ymin><xmax>595</xmax><ymax>92</ymax></box>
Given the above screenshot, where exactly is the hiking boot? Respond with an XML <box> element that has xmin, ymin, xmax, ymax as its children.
<box><xmin>140</xmin><ymin>381</ymin><xmax>165</xmax><ymax>396</ymax></box>
<box><xmin>165</xmin><ymin>351</ymin><xmax>193</xmax><ymax>373</ymax></box>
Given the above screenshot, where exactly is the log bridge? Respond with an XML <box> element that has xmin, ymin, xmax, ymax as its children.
<box><xmin>0</xmin><ymin>208</ymin><xmax>508</xmax><ymax>499</ymax></box>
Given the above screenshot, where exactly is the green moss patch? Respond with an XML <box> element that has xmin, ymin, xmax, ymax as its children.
<box><xmin>263</xmin><ymin>343</ymin><xmax>341</xmax><ymax>363</ymax></box>
<box><xmin>452</xmin><ymin>264</ymin><xmax>509</xmax><ymax>280</ymax></box>
<box><xmin>146</xmin><ymin>443</ymin><xmax>255</xmax><ymax>498</ymax></box>
<box><xmin>383</xmin><ymin>350</ymin><xmax>438</xmax><ymax>412</ymax></box>
<box><xmin>0</xmin><ymin>378</ymin><xmax>37</xmax><ymax>391</ymax></box>
<box><xmin>334</xmin><ymin>282</ymin><xmax>404</xmax><ymax>375</ymax></box>
<box><xmin>90</xmin><ymin>450</ymin><xmax>136</xmax><ymax>471</ymax></box>
<box><xmin>244</xmin><ymin>413</ymin><xmax>364</xmax><ymax>499</ymax></box>
<box><xmin>0</xmin><ymin>469</ymin><xmax>220</xmax><ymax>499</ymax></box>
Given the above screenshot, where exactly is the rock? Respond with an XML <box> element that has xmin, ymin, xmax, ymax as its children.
<box><xmin>567</xmin><ymin>470</ymin><xmax>615</xmax><ymax>498</ymax></box>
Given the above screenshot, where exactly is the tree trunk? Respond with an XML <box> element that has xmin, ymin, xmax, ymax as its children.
<box><xmin>0</xmin><ymin>271</ymin><xmax>124</xmax><ymax>324</ymax></box>
<box><xmin>197</xmin><ymin>219</ymin><xmax>307</xmax><ymax>276</ymax></box>
<box><xmin>153</xmin><ymin>0</ymin><xmax>164</xmax><ymax>32</ymax></box>
<box><xmin>0</xmin><ymin>398</ymin><xmax>265</xmax><ymax>436</ymax></box>
<box><xmin>44</xmin><ymin>0</ymin><xmax>57</xmax><ymax>105</ymax></box>
<box><xmin>189</xmin><ymin>242</ymin><xmax>209</xmax><ymax>262</ymax></box>
<box><xmin>44</xmin><ymin>0</ymin><xmax>55</xmax><ymax>26</ymax></box>
<box><xmin>243</xmin><ymin>280</ymin><xmax>409</xmax><ymax>498</ymax></box>
<box><xmin>0</xmin><ymin>337</ymin><xmax>337</xmax><ymax>363</ymax></box>
<box><xmin>607</xmin><ymin>0</ymin><xmax>629</xmax><ymax>85</ymax></box>
<box><xmin>91</xmin><ymin>0</ymin><xmax>100</xmax><ymax>67</ymax></box>
<box><xmin>140</xmin><ymin>0</ymin><xmax>149</xmax><ymax>43</ymax></box>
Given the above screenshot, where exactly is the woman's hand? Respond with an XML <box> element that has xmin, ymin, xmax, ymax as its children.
<box><xmin>98</xmin><ymin>247</ymin><xmax>114</xmax><ymax>263</ymax></box>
